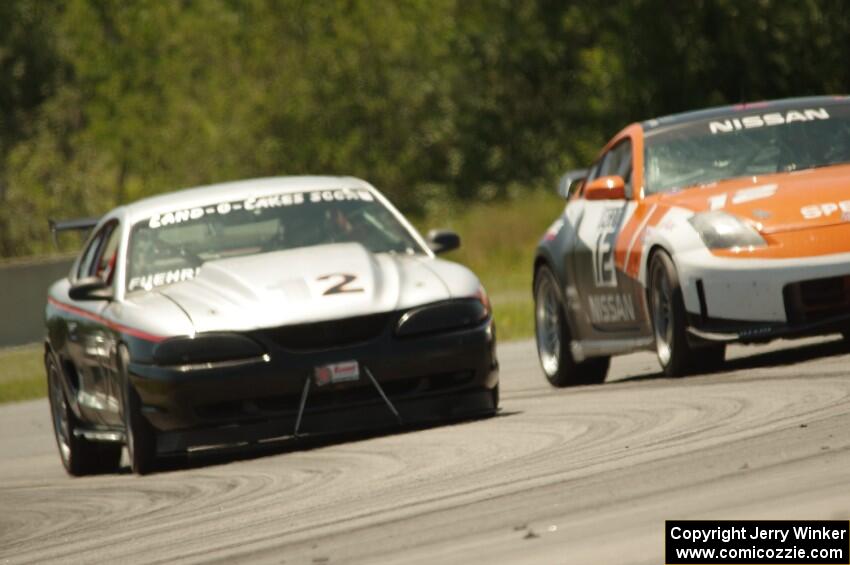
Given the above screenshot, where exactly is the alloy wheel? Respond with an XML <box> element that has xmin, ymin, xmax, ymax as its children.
<box><xmin>651</xmin><ymin>261</ymin><xmax>674</xmax><ymax>367</ymax></box>
<box><xmin>48</xmin><ymin>360</ymin><xmax>71</xmax><ymax>465</ymax></box>
<box><xmin>535</xmin><ymin>274</ymin><xmax>561</xmax><ymax>376</ymax></box>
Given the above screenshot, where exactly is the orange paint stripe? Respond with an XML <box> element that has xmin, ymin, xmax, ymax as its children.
<box><xmin>616</xmin><ymin>202</ymin><xmax>669</xmax><ymax>279</ymax></box>
<box><xmin>616</xmin><ymin>203</ymin><xmax>655</xmax><ymax>272</ymax></box>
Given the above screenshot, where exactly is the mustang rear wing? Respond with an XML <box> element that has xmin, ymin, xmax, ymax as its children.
<box><xmin>48</xmin><ymin>217</ymin><xmax>100</xmax><ymax>247</ymax></box>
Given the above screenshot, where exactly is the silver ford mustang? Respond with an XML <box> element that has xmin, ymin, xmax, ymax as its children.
<box><xmin>45</xmin><ymin>176</ymin><xmax>499</xmax><ymax>475</ymax></box>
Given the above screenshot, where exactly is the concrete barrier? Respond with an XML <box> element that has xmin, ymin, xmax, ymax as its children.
<box><xmin>0</xmin><ymin>256</ymin><xmax>75</xmax><ymax>348</ymax></box>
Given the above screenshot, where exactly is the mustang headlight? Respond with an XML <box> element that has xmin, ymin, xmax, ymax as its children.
<box><xmin>688</xmin><ymin>211</ymin><xmax>766</xmax><ymax>249</ymax></box>
<box><xmin>396</xmin><ymin>293</ymin><xmax>490</xmax><ymax>338</ymax></box>
<box><xmin>153</xmin><ymin>333</ymin><xmax>266</xmax><ymax>368</ymax></box>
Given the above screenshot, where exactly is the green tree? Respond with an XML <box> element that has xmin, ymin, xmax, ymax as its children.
<box><xmin>1</xmin><ymin>0</ymin><xmax>849</xmax><ymax>258</ymax></box>
<box><xmin>0</xmin><ymin>1</ymin><xmax>63</xmax><ymax>255</ymax></box>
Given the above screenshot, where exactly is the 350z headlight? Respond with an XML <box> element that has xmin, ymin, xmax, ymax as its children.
<box><xmin>688</xmin><ymin>211</ymin><xmax>766</xmax><ymax>250</ymax></box>
<box><xmin>153</xmin><ymin>333</ymin><xmax>267</xmax><ymax>370</ymax></box>
<box><xmin>396</xmin><ymin>293</ymin><xmax>490</xmax><ymax>338</ymax></box>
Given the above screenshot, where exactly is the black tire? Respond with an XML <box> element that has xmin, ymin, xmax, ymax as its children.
<box><xmin>119</xmin><ymin>345</ymin><xmax>158</xmax><ymax>475</ymax></box>
<box><xmin>694</xmin><ymin>342</ymin><xmax>726</xmax><ymax>373</ymax></box>
<box><xmin>648</xmin><ymin>250</ymin><xmax>710</xmax><ymax>377</ymax></box>
<box><xmin>534</xmin><ymin>266</ymin><xmax>610</xmax><ymax>387</ymax></box>
<box><xmin>46</xmin><ymin>353</ymin><xmax>122</xmax><ymax>476</ymax></box>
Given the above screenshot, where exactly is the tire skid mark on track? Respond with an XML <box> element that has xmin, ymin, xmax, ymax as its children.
<box><xmin>2</xmin><ymin>338</ymin><xmax>850</xmax><ymax>564</ymax></box>
<box><xmin>2</xmin><ymin>474</ymin><xmax>278</xmax><ymax>556</ymax></box>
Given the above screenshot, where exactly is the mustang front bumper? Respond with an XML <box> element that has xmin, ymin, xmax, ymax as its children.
<box><xmin>128</xmin><ymin>316</ymin><xmax>498</xmax><ymax>454</ymax></box>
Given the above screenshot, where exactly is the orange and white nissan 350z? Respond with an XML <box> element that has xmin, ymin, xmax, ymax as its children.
<box><xmin>533</xmin><ymin>95</ymin><xmax>850</xmax><ymax>384</ymax></box>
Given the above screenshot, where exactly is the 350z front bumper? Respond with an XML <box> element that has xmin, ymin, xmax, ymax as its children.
<box><xmin>676</xmin><ymin>248</ymin><xmax>850</xmax><ymax>343</ymax></box>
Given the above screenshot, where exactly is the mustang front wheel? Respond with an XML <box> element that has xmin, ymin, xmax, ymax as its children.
<box><xmin>119</xmin><ymin>345</ymin><xmax>158</xmax><ymax>475</ymax></box>
<box><xmin>47</xmin><ymin>353</ymin><xmax>121</xmax><ymax>476</ymax></box>
<box><xmin>534</xmin><ymin>266</ymin><xmax>609</xmax><ymax>387</ymax></box>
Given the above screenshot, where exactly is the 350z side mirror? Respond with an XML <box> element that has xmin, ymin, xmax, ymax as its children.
<box><xmin>427</xmin><ymin>229</ymin><xmax>461</xmax><ymax>254</ymax></box>
<box><xmin>557</xmin><ymin>169</ymin><xmax>588</xmax><ymax>199</ymax></box>
<box><xmin>584</xmin><ymin>175</ymin><xmax>626</xmax><ymax>200</ymax></box>
<box><xmin>68</xmin><ymin>276</ymin><xmax>113</xmax><ymax>301</ymax></box>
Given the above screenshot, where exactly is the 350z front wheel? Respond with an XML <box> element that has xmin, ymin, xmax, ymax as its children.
<box><xmin>534</xmin><ymin>266</ymin><xmax>609</xmax><ymax>387</ymax></box>
<box><xmin>647</xmin><ymin>250</ymin><xmax>724</xmax><ymax>376</ymax></box>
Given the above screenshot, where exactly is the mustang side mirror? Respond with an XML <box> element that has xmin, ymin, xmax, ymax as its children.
<box><xmin>557</xmin><ymin>168</ymin><xmax>588</xmax><ymax>199</ymax></box>
<box><xmin>69</xmin><ymin>276</ymin><xmax>113</xmax><ymax>301</ymax></box>
<box><xmin>427</xmin><ymin>229</ymin><xmax>461</xmax><ymax>254</ymax></box>
<box><xmin>585</xmin><ymin>175</ymin><xmax>626</xmax><ymax>200</ymax></box>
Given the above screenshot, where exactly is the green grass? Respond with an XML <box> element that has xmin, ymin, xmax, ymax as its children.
<box><xmin>0</xmin><ymin>189</ymin><xmax>560</xmax><ymax>403</ymax></box>
<box><xmin>418</xmin><ymin>189</ymin><xmax>562</xmax><ymax>340</ymax></box>
<box><xmin>0</xmin><ymin>344</ymin><xmax>45</xmax><ymax>404</ymax></box>
<box><xmin>490</xmin><ymin>296</ymin><xmax>535</xmax><ymax>342</ymax></box>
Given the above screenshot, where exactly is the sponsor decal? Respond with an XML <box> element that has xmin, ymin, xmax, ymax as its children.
<box><xmin>314</xmin><ymin>360</ymin><xmax>360</xmax><ymax>386</ymax></box>
<box><xmin>147</xmin><ymin>188</ymin><xmax>375</xmax><ymax>229</ymax></box>
<box><xmin>244</xmin><ymin>192</ymin><xmax>305</xmax><ymax>211</ymax></box>
<box><xmin>739</xmin><ymin>325</ymin><xmax>777</xmax><ymax>338</ymax></box>
<box><xmin>708</xmin><ymin>194</ymin><xmax>727</xmax><ymax>210</ymax></box>
<box><xmin>708</xmin><ymin>108</ymin><xmax>830</xmax><ymax>134</ymax></box>
<box><xmin>149</xmin><ymin>207</ymin><xmax>206</xmax><ymax>228</ymax></box>
<box><xmin>731</xmin><ymin>184</ymin><xmax>777</xmax><ymax>204</ymax></box>
<box><xmin>588</xmin><ymin>292</ymin><xmax>635</xmax><ymax>324</ymax></box>
<box><xmin>707</xmin><ymin>184</ymin><xmax>776</xmax><ymax>210</ymax></box>
<box><xmin>128</xmin><ymin>267</ymin><xmax>201</xmax><ymax>292</ymax></box>
<box><xmin>314</xmin><ymin>366</ymin><xmax>333</xmax><ymax>386</ymax></box>
<box><xmin>801</xmin><ymin>200</ymin><xmax>850</xmax><ymax>219</ymax></box>
<box><xmin>593</xmin><ymin>207</ymin><xmax>625</xmax><ymax>288</ymax></box>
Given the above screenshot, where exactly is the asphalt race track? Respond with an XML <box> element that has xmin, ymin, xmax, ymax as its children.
<box><xmin>2</xmin><ymin>337</ymin><xmax>850</xmax><ymax>564</ymax></box>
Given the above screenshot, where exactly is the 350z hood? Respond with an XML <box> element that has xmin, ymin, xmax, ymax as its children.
<box><xmin>150</xmin><ymin>243</ymin><xmax>479</xmax><ymax>333</ymax></box>
<box><xmin>659</xmin><ymin>163</ymin><xmax>850</xmax><ymax>234</ymax></box>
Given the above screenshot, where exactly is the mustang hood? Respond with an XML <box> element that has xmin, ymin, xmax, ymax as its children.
<box><xmin>658</xmin><ymin>163</ymin><xmax>850</xmax><ymax>234</ymax></box>
<box><xmin>154</xmin><ymin>243</ymin><xmax>462</xmax><ymax>333</ymax></box>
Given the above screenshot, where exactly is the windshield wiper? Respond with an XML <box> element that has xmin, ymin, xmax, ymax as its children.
<box><xmin>786</xmin><ymin>160</ymin><xmax>850</xmax><ymax>173</ymax></box>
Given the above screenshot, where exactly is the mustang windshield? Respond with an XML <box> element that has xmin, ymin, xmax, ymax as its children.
<box><xmin>127</xmin><ymin>188</ymin><xmax>424</xmax><ymax>292</ymax></box>
<box><xmin>644</xmin><ymin>102</ymin><xmax>850</xmax><ymax>194</ymax></box>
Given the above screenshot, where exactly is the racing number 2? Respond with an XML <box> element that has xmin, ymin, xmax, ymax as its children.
<box><xmin>318</xmin><ymin>273</ymin><xmax>364</xmax><ymax>295</ymax></box>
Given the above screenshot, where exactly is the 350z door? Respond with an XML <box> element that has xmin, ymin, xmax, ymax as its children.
<box><xmin>567</xmin><ymin>138</ymin><xmax>649</xmax><ymax>340</ymax></box>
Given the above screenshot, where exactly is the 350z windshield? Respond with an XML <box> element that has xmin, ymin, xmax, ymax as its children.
<box><xmin>644</xmin><ymin>101</ymin><xmax>850</xmax><ymax>194</ymax></box>
<box><xmin>126</xmin><ymin>188</ymin><xmax>424</xmax><ymax>293</ymax></box>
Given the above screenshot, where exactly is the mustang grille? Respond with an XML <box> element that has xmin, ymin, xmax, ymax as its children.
<box><xmin>260</xmin><ymin>312</ymin><xmax>394</xmax><ymax>351</ymax></box>
<box><xmin>194</xmin><ymin>370</ymin><xmax>475</xmax><ymax>421</ymax></box>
